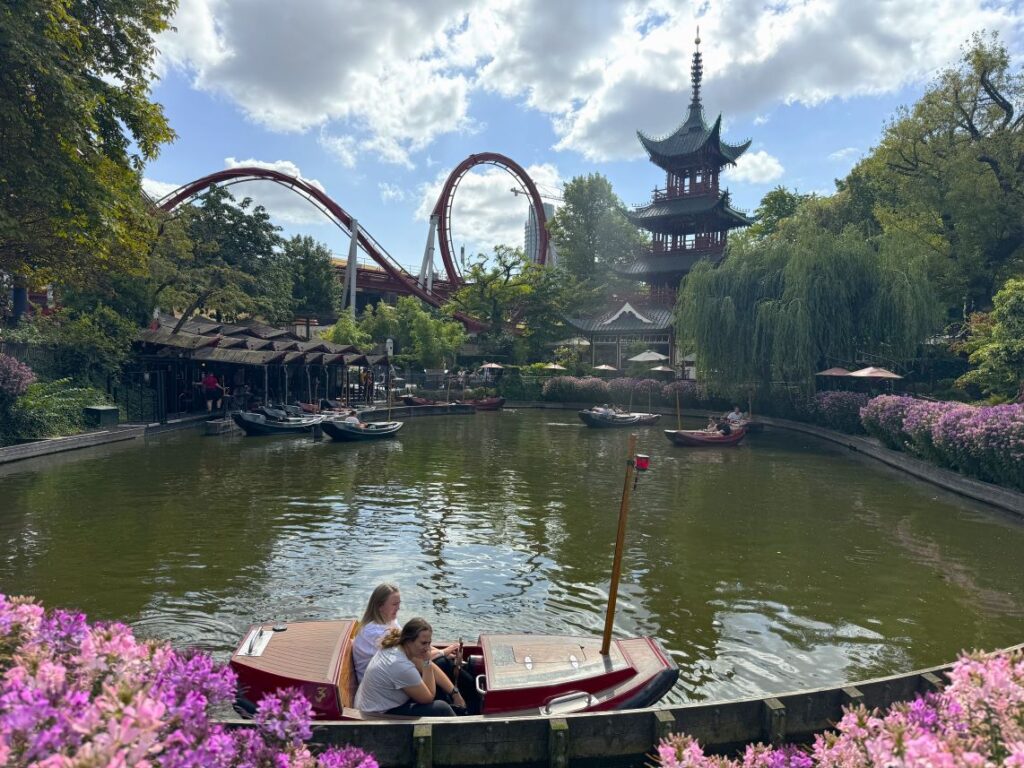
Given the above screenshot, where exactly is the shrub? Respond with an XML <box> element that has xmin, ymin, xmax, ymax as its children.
<box><xmin>0</xmin><ymin>354</ymin><xmax>35</xmax><ymax>401</ymax></box>
<box><xmin>0</xmin><ymin>594</ymin><xmax>377</xmax><ymax>767</ymax></box>
<box><xmin>661</xmin><ymin>380</ymin><xmax>706</xmax><ymax>407</ymax></box>
<box><xmin>607</xmin><ymin>377</ymin><xmax>639</xmax><ymax>403</ymax></box>
<box><xmin>903</xmin><ymin>400</ymin><xmax>971</xmax><ymax>463</ymax></box>
<box><xmin>859</xmin><ymin>395</ymin><xmax>916</xmax><ymax>449</ymax></box>
<box><xmin>655</xmin><ymin>647</ymin><xmax>1024</xmax><ymax>768</ymax></box>
<box><xmin>805</xmin><ymin>391</ymin><xmax>869</xmax><ymax>434</ymax></box>
<box><xmin>541</xmin><ymin>376</ymin><xmax>580</xmax><ymax>402</ymax></box>
<box><xmin>933</xmin><ymin>403</ymin><xmax>1024</xmax><ymax>490</ymax></box>
<box><xmin>6</xmin><ymin>379</ymin><xmax>112</xmax><ymax>440</ymax></box>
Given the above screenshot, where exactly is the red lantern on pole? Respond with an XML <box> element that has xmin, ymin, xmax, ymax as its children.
<box><xmin>635</xmin><ymin>454</ymin><xmax>650</xmax><ymax>472</ymax></box>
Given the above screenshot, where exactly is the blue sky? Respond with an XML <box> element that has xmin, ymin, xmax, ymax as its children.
<box><xmin>143</xmin><ymin>0</ymin><xmax>1024</xmax><ymax>274</ymax></box>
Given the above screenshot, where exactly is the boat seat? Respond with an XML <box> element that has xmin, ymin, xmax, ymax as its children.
<box><xmin>341</xmin><ymin>707</ymin><xmax>418</xmax><ymax>721</ymax></box>
<box><xmin>338</xmin><ymin>642</ymin><xmax>357</xmax><ymax>709</ymax></box>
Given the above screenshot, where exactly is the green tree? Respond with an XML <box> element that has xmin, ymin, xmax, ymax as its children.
<box><xmin>153</xmin><ymin>186</ymin><xmax>290</xmax><ymax>329</ymax></box>
<box><xmin>956</xmin><ymin>277</ymin><xmax>1024</xmax><ymax>400</ymax></box>
<box><xmin>676</xmin><ymin>210</ymin><xmax>939</xmax><ymax>395</ymax></box>
<box><xmin>0</xmin><ymin>0</ymin><xmax>177</xmax><ymax>284</ymax></box>
<box><xmin>863</xmin><ymin>32</ymin><xmax>1024</xmax><ymax>312</ymax></box>
<box><xmin>547</xmin><ymin>174</ymin><xmax>643</xmax><ymax>285</ymax></box>
<box><xmin>360</xmin><ymin>297</ymin><xmax>466</xmax><ymax>369</ymax></box>
<box><xmin>749</xmin><ymin>187</ymin><xmax>812</xmax><ymax>238</ymax></box>
<box><xmin>322</xmin><ymin>310</ymin><xmax>370</xmax><ymax>349</ymax></box>
<box><xmin>285</xmin><ymin>235</ymin><xmax>341</xmax><ymax>321</ymax></box>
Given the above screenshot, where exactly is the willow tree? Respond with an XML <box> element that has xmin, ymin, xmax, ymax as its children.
<box><xmin>676</xmin><ymin>207</ymin><xmax>938</xmax><ymax>396</ymax></box>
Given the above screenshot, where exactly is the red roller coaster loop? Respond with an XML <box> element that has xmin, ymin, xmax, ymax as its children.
<box><xmin>431</xmin><ymin>152</ymin><xmax>549</xmax><ymax>283</ymax></box>
<box><xmin>156</xmin><ymin>166</ymin><xmax>468</xmax><ymax>317</ymax></box>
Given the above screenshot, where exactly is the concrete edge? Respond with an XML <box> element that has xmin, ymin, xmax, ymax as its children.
<box><xmin>506</xmin><ymin>400</ymin><xmax>1024</xmax><ymax>518</ymax></box>
<box><xmin>0</xmin><ymin>426</ymin><xmax>146</xmax><ymax>465</ymax></box>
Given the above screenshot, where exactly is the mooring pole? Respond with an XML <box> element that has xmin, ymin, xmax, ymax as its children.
<box><xmin>601</xmin><ymin>432</ymin><xmax>638</xmax><ymax>656</ymax></box>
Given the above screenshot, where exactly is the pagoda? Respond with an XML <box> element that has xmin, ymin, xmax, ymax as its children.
<box><xmin>567</xmin><ymin>31</ymin><xmax>752</xmax><ymax>370</ymax></box>
<box><xmin>621</xmin><ymin>29</ymin><xmax>752</xmax><ymax>304</ymax></box>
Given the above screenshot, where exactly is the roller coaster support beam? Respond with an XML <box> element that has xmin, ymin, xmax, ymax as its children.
<box><xmin>342</xmin><ymin>219</ymin><xmax>360</xmax><ymax>317</ymax></box>
<box><xmin>418</xmin><ymin>214</ymin><xmax>438</xmax><ymax>295</ymax></box>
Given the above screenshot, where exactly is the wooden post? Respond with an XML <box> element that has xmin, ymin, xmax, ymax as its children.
<box><xmin>675</xmin><ymin>388</ymin><xmax>681</xmax><ymax>430</ymax></box>
<box><xmin>413</xmin><ymin>723</ymin><xmax>432</xmax><ymax>768</ymax></box>
<box><xmin>548</xmin><ymin>718</ymin><xmax>569</xmax><ymax>768</ymax></box>
<box><xmin>601</xmin><ymin>433</ymin><xmax>637</xmax><ymax>656</ymax></box>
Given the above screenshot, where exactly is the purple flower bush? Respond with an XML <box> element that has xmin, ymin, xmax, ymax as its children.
<box><xmin>661</xmin><ymin>380</ymin><xmax>706</xmax><ymax>407</ymax></box>
<box><xmin>656</xmin><ymin>648</ymin><xmax>1024</xmax><ymax>768</ymax></box>
<box><xmin>859</xmin><ymin>395</ymin><xmax>916</xmax><ymax>449</ymax></box>
<box><xmin>0</xmin><ymin>594</ymin><xmax>377</xmax><ymax>768</ymax></box>
<box><xmin>541</xmin><ymin>376</ymin><xmax>608</xmax><ymax>403</ymax></box>
<box><xmin>607</xmin><ymin>377</ymin><xmax>640</xmax><ymax>403</ymax></box>
<box><xmin>932</xmin><ymin>403</ymin><xmax>1024</xmax><ymax>490</ymax></box>
<box><xmin>804</xmin><ymin>392</ymin><xmax>869</xmax><ymax>434</ymax></box>
<box><xmin>902</xmin><ymin>400</ymin><xmax>971</xmax><ymax>463</ymax></box>
<box><xmin>0</xmin><ymin>354</ymin><xmax>35</xmax><ymax>401</ymax></box>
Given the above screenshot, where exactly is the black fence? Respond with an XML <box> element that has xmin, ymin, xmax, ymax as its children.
<box><xmin>109</xmin><ymin>370</ymin><xmax>167</xmax><ymax>425</ymax></box>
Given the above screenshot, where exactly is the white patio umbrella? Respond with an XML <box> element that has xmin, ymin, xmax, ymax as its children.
<box><xmin>628</xmin><ymin>350</ymin><xmax>669</xmax><ymax>363</ymax></box>
<box><xmin>543</xmin><ymin>362</ymin><xmax>567</xmax><ymax>370</ymax></box>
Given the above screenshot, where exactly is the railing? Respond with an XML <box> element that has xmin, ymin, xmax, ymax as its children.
<box><xmin>651</xmin><ymin>185</ymin><xmax>717</xmax><ymax>201</ymax></box>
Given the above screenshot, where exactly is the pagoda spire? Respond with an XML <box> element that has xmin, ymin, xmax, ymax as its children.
<box><xmin>689</xmin><ymin>27</ymin><xmax>703</xmax><ymax>111</ymax></box>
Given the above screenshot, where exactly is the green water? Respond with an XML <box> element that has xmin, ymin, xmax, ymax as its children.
<box><xmin>1</xmin><ymin>409</ymin><xmax>1022</xmax><ymax>704</ymax></box>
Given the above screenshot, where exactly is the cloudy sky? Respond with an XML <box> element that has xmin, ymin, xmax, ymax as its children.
<box><xmin>144</xmin><ymin>0</ymin><xmax>1024</xmax><ymax>273</ymax></box>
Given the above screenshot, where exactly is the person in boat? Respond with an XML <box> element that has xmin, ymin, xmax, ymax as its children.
<box><xmin>352</xmin><ymin>584</ymin><xmax>460</xmax><ymax>682</ymax></box>
<box><xmin>716</xmin><ymin>420</ymin><xmax>732</xmax><ymax>436</ymax></box>
<box><xmin>726</xmin><ymin>405</ymin><xmax>745</xmax><ymax>425</ymax></box>
<box><xmin>354</xmin><ymin>617</ymin><xmax>466</xmax><ymax>716</ymax></box>
<box><xmin>343</xmin><ymin>410</ymin><xmax>366</xmax><ymax>429</ymax></box>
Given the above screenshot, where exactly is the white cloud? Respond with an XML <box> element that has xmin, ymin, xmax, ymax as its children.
<box><xmin>157</xmin><ymin>0</ymin><xmax>1024</xmax><ymax>166</ymax></box>
<box><xmin>141</xmin><ymin>178</ymin><xmax>181</xmax><ymax>202</ymax></box>
<box><xmin>753</xmin><ymin>114</ymin><xmax>770</xmax><ymax>126</ymax></box>
<box><xmin>212</xmin><ymin>158</ymin><xmax>331</xmax><ymax>225</ymax></box>
<box><xmin>379</xmin><ymin>183</ymin><xmax>406</xmax><ymax>203</ymax></box>
<box><xmin>828</xmin><ymin>146</ymin><xmax>860</xmax><ymax>162</ymax></box>
<box><xmin>414</xmin><ymin>162</ymin><xmax>563</xmax><ymax>258</ymax></box>
<box><xmin>724</xmin><ymin>150</ymin><xmax>784</xmax><ymax>185</ymax></box>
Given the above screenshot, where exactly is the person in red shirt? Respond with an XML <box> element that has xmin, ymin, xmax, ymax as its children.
<box><xmin>202</xmin><ymin>371</ymin><xmax>222</xmax><ymax>412</ymax></box>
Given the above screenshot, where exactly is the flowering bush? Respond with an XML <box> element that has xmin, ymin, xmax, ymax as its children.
<box><xmin>932</xmin><ymin>402</ymin><xmax>1024</xmax><ymax>490</ymax></box>
<box><xmin>607</xmin><ymin>377</ymin><xmax>639</xmax><ymax>403</ymax></box>
<box><xmin>656</xmin><ymin>647</ymin><xmax>1024</xmax><ymax>768</ymax></box>
<box><xmin>661</xmin><ymin>380</ymin><xmax>706</xmax><ymax>407</ymax></box>
<box><xmin>902</xmin><ymin>400</ymin><xmax>971</xmax><ymax>463</ymax></box>
<box><xmin>804</xmin><ymin>392</ymin><xmax>869</xmax><ymax>434</ymax></box>
<box><xmin>0</xmin><ymin>594</ymin><xmax>377</xmax><ymax>768</ymax></box>
<box><xmin>0</xmin><ymin>354</ymin><xmax>35</xmax><ymax>401</ymax></box>
<box><xmin>859</xmin><ymin>395</ymin><xmax>916</xmax><ymax>449</ymax></box>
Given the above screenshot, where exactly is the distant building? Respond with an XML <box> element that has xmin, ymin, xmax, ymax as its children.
<box><xmin>567</xmin><ymin>31</ymin><xmax>752</xmax><ymax>369</ymax></box>
<box><xmin>524</xmin><ymin>202</ymin><xmax>557</xmax><ymax>266</ymax></box>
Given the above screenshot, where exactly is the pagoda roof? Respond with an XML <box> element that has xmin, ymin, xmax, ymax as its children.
<box><xmin>627</xmin><ymin>193</ymin><xmax>753</xmax><ymax>234</ymax></box>
<box><xmin>638</xmin><ymin>108</ymin><xmax>750</xmax><ymax>169</ymax></box>
<box><xmin>614</xmin><ymin>251</ymin><xmax>726</xmax><ymax>278</ymax></box>
<box><xmin>567</xmin><ymin>301</ymin><xmax>674</xmax><ymax>334</ymax></box>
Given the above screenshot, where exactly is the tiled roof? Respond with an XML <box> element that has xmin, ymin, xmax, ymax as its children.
<box><xmin>567</xmin><ymin>302</ymin><xmax>674</xmax><ymax>333</ymax></box>
<box><xmin>627</xmin><ymin>194</ymin><xmax>753</xmax><ymax>233</ymax></box>
<box><xmin>637</xmin><ymin>107</ymin><xmax>750</xmax><ymax>169</ymax></box>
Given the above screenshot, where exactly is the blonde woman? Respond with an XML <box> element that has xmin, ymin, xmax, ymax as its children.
<box><xmin>354</xmin><ymin>617</ymin><xmax>465</xmax><ymax>716</ymax></box>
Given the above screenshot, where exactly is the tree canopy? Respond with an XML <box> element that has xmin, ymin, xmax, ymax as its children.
<box><xmin>956</xmin><ymin>277</ymin><xmax>1024</xmax><ymax>401</ymax></box>
<box><xmin>285</xmin><ymin>235</ymin><xmax>341</xmax><ymax>321</ymax></box>
<box><xmin>547</xmin><ymin>174</ymin><xmax>643</xmax><ymax>286</ymax></box>
<box><xmin>0</xmin><ymin>0</ymin><xmax>177</xmax><ymax>284</ymax></box>
<box><xmin>359</xmin><ymin>297</ymin><xmax>466</xmax><ymax>369</ymax></box>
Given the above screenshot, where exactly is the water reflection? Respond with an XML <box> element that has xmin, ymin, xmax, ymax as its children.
<box><xmin>0</xmin><ymin>412</ymin><xmax>1022</xmax><ymax>704</ymax></box>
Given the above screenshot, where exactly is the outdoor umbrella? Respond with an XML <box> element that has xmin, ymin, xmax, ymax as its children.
<box><xmin>553</xmin><ymin>337</ymin><xmax>591</xmax><ymax>347</ymax></box>
<box><xmin>649</xmin><ymin>365</ymin><xmax>675</xmax><ymax>372</ymax></box>
<box><xmin>543</xmin><ymin>363</ymin><xmax>567</xmax><ymax>370</ymax></box>
<box><xmin>848</xmin><ymin>366</ymin><xmax>903</xmax><ymax>379</ymax></box>
<box><xmin>480</xmin><ymin>362</ymin><xmax>504</xmax><ymax>370</ymax></box>
<box><xmin>815</xmin><ymin>367</ymin><xmax>852</xmax><ymax>376</ymax></box>
<box><xmin>593</xmin><ymin>364</ymin><xmax>617</xmax><ymax>371</ymax></box>
<box><xmin>628</xmin><ymin>350</ymin><xmax>669</xmax><ymax>363</ymax></box>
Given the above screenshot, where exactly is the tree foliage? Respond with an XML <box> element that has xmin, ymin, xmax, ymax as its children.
<box><xmin>547</xmin><ymin>174</ymin><xmax>643</xmax><ymax>285</ymax></box>
<box><xmin>360</xmin><ymin>297</ymin><xmax>466</xmax><ymax>369</ymax></box>
<box><xmin>676</xmin><ymin>209</ymin><xmax>939</xmax><ymax>395</ymax></box>
<box><xmin>749</xmin><ymin>186</ymin><xmax>813</xmax><ymax>238</ymax></box>
<box><xmin>321</xmin><ymin>310</ymin><xmax>370</xmax><ymax>349</ymax></box>
<box><xmin>956</xmin><ymin>277</ymin><xmax>1024</xmax><ymax>401</ymax></box>
<box><xmin>0</xmin><ymin>0</ymin><xmax>177</xmax><ymax>283</ymax></box>
<box><xmin>285</xmin><ymin>235</ymin><xmax>340</xmax><ymax>320</ymax></box>
<box><xmin>443</xmin><ymin>246</ymin><xmax>598</xmax><ymax>362</ymax></box>
<box><xmin>152</xmin><ymin>186</ymin><xmax>290</xmax><ymax>328</ymax></box>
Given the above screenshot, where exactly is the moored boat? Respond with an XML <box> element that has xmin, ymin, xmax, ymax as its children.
<box><xmin>231</xmin><ymin>619</ymin><xmax>678</xmax><ymax>720</ymax></box>
<box><xmin>402</xmin><ymin>395</ymin><xmax>438</xmax><ymax>407</ymax></box>
<box><xmin>579</xmin><ymin>409</ymin><xmax>660</xmax><ymax>428</ymax></box>
<box><xmin>458</xmin><ymin>396</ymin><xmax>505</xmax><ymax>411</ymax></box>
<box><xmin>321</xmin><ymin>419</ymin><xmax>404</xmax><ymax>441</ymax></box>
<box><xmin>232</xmin><ymin>410</ymin><xmax>324</xmax><ymax>436</ymax></box>
<box><xmin>664</xmin><ymin>425</ymin><xmax>746</xmax><ymax>447</ymax></box>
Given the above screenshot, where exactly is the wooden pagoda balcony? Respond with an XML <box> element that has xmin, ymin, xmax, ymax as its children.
<box><xmin>649</xmin><ymin>241</ymin><xmax>725</xmax><ymax>258</ymax></box>
<box><xmin>651</xmin><ymin>182</ymin><xmax>718</xmax><ymax>201</ymax></box>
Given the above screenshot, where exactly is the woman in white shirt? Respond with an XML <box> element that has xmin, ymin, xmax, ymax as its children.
<box><xmin>354</xmin><ymin>617</ymin><xmax>465</xmax><ymax>716</ymax></box>
<box><xmin>352</xmin><ymin>583</ymin><xmax>402</xmax><ymax>682</ymax></box>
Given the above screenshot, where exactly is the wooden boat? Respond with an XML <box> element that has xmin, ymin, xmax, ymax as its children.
<box><xmin>231</xmin><ymin>410</ymin><xmax>324</xmax><ymax>436</ymax></box>
<box><xmin>321</xmin><ymin>419</ymin><xmax>404</xmax><ymax>441</ymax></box>
<box><xmin>402</xmin><ymin>395</ymin><xmax>438</xmax><ymax>407</ymax></box>
<box><xmin>578</xmin><ymin>409</ymin><xmax>659</xmax><ymax>428</ymax></box>
<box><xmin>230</xmin><ymin>619</ymin><xmax>678</xmax><ymax>720</ymax></box>
<box><xmin>458</xmin><ymin>396</ymin><xmax>505</xmax><ymax>411</ymax></box>
<box><xmin>664</xmin><ymin>425</ymin><xmax>746</xmax><ymax>447</ymax></box>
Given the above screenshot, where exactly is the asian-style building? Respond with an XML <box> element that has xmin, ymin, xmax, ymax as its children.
<box><xmin>568</xmin><ymin>32</ymin><xmax>753</xmax><ymax>371</ymax></box>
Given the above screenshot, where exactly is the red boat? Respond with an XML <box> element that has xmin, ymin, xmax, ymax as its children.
<box><xmin>664</xmin><ymin>426</ymin><xmax>746</xmax><ymax>447</ymax></box>
<box><xmin>230</xmin><ymin>620</ymin><xmax>677</xmax><ymax>719</ymax></box>
<box><xmin>458</xmin><ymin>396</ymin><xmax>505</xmax><ymax>411</ymax></box>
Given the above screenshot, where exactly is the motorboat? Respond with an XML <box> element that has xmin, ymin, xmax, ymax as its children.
<box><xmin>321</xmin><ymin>419</ymin><xmax>404</xmax><ymax>441</ymax></box>
<box><xmin>664</xmin><ymin>425</ymin><xmax>746</xmax><ymax>447</ymax></box>
<box><xmin>232</xmin><ymin>409</ymin><xmax>324</xmax><ymax>436</ymax></box>
<box><xmin>230</xmin><ymin>620</ymin><xmax>678</xmax><ymax>719</ymax></box>
<box><xmin>578</xmin><ymin>409</ymin><xmax>660</xmax><ymax>428</ymax></box>
<box><xmin>402</xmin><ymin>395</ymin><xmax>438</xmax><ymax>407</ymax></box>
